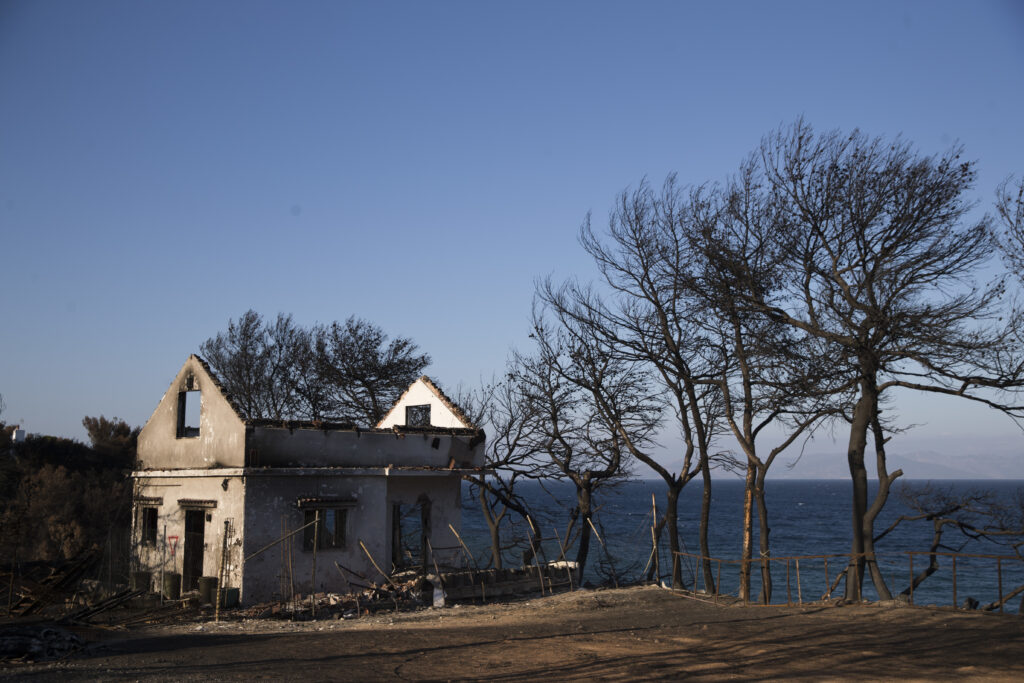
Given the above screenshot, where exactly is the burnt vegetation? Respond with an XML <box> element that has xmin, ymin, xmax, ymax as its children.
<box><xmin>3</xmin><ymin>121</ymin><xmax>1024</xmax><ymax>612</ymax></box>
<box><xmin>0</xmin><ymin>416</ymin><xmax>138</xmax><ymax>565</ymax></box>
<box><xmin>466</xmin><ymin>120</ymin><xmax>1024</xmax><ymax>599</ymax></box>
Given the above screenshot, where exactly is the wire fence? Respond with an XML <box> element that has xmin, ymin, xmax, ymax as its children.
<box><xmin>671</xmin><ymin>550</ymin><xmax>1024</xmax><ymax>613</ymax></box>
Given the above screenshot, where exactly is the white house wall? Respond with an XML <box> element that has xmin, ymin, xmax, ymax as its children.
<box><xmin>377</xmin><ymin>380</ymin><xmax>470</xmax><ymax>429</ymax></box>
<box><xmin>131</xmin><ymin>472</ymin><xmax>246</xmax><ymax>594</ymax></box>
<box><xmin>136</xmin><ymin>356</ymin><xmax>246</xmax><ymax>470</ymax></box>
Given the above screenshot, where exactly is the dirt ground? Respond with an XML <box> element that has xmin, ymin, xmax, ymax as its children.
<box><xmin>4</xmin><ymin>586</ymin><xmax>1024</xmax><ymax>681</ymax></box>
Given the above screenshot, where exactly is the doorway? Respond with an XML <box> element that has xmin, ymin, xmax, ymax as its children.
<box><xmin>182</xmin><ymin>509</ymin><xmax>206</xmax><ymax>591</ymax></box>
<box><xmin>391</xmin><ymin>497</ymin><xmax>431</xmax><ymax>572</ymax></box>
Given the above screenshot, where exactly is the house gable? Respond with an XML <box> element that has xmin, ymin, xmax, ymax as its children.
<box><xmin>136</xmin><ymin>354</ymin><xmax>247</xmax><ymax>469</ymax></box>
<box><xmin>376</xmin><ymin>376</ymin><xmax>475</xmax><ymax>429</ymax></box>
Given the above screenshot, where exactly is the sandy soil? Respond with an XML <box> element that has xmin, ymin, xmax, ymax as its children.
<box><xmin>4</xmin><ymin>586</ymin><xmax>1024</xmax><ymax>681</ymax></box>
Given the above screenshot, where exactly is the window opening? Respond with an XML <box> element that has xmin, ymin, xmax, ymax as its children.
<box><xmin>391</xmin><ymin>500</ymin><xmax>430</xmax><ymax>570</ymax></box>
<box><xmin>303</xmin><ymin>508</ymin><xmax>348</xmax><ymax>551</ymax></box>
<box><xmin>177</xmin><ymin>390</ymin><xmax>201</xmax><ymax>438</ymax></box>
<box><xmin>405</xmin><ymin>404</ymin><xmax>431</xmax><ymax>427</ymax></box>
<box><xmin>141</xmin><ymin>507</ymin><xmax>158</xmax><ymax>545</ymax></box>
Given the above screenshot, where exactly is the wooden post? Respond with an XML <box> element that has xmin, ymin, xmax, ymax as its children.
<box><xmin>997</xmin><ymin>557</ymin><xmax>1003</xmax><ymax>614</ymax></box>
<box><xmin>795</xmin><ymin>559</ymin><xmax>802</xmax><ymax>605</ymax></box>
<box><xmin>587</xmin><ymin>517</ymin><xmax>617</xmax><ymax>589</ymax></box>
<box><xmin>525</xmin><ymin>521</ymin><xmax>545</xmax><ymax>596</ymax></box>
<box><xmin>824</xmin><ymin>557</ymin><xmax>829</xmax><ymax>600</ymax></box>
<box><xmin>287</xmin><ymin>521</ymin><xmax>295</xmax><ymax>616</ymax></box>
<box><xmin>448</xmin><ymin>523</ymin><xmax>479</xmax><ymax>572</ymax></box>
<box><xmin>651</xmin><ymin>494</ymin><xmax>659</xmax><ymax>585</ymax></box>
<box><xmin>359</xmin><ymin>540</ymin><xmax>400</xmax><ymax>590</ymax></box>
<box><xmin>311</xmin><ymin>511</ymin><xmax>320</xmax><ymax>618</ymax></box>
<box><xmin>909</xmin><ymin>554</ymin><xmax>914</xmax><ymax>605</ymax></box>
<box><xmin>786</xmin><ymin>559</ymin><xmax>791</xmax><ymax>606</ymax></box>
<box><xmin>160</xmin><ymin>524</ymin><xmax>166</xmax><ymax>606</ymax></box>
<box><xmin>552</xmin><ymin>526</ymin><xmax>574</xmax><ymax>591</ymax></box>
<box><xmin>952</xmin><ymin>555</ymin><xmax>957</xmax><ymax>608</ymax></box>
<box><xmin>215</xmin><ymin>520</ymin><xmax>229</xmax><ymax>622</ymax></box>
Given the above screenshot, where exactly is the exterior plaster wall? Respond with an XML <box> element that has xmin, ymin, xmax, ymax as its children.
<box><xmin>131</xmin><ymin>473</ymin><xmax>246</xmax><ymax>594</ymax></box>
<box><xmin>137</xmin><ymin>356</ymin><xmax>246</xmax><ymax>470</ymax></box>
<box><xmin>377</xmin><ymin>380</ymin><xmax>469</xmax><ymax>429</ymax></box>
<box><xmin>240</xmin><ymin>473</ymin><xmax>388</xmax><ymax>604</ymax></box>
<box><xmin>247</xmin><ymin>427</ymin><xmax>483</xmax><ymax>468</ymax></box>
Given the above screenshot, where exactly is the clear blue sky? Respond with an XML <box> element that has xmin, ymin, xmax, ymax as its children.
<box><xmin>1</xmin><ymin>1</ymin><xmax>1023</xmax><ymax>473</ymax></box>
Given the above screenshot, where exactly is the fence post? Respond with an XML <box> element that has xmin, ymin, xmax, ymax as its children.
<box><xmin>786</xmin><ymin>559</ymin><xmax>791</xmax><ymax>606</ymax></box>
<box><xmin>997</xmin><ymin>557</ymin><xmax>1003</xmax><ymax>614</ymax></box>
<box><xmin>824</xmin><ymin>557</ymin><xmax>830</xmax><ymax>600</ymax></box>
<box><xmin>909</xmin><ymin>553</ymin><xmax>914</xmax><ymax>605</ymax></box>
<box><xmin>796</xmin><ymin>559</ymin><xmax>802</xmax><ymax>605</ymax></box>
<box><xmin>952</xmin><ymin>555</ymin><xmax>957</xmax><ymax>608</ymax></box>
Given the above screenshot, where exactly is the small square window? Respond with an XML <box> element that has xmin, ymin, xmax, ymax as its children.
<box><xmin>405</xmin><ymin>404</ymin><xmax>430</xmax><ymax>427</ymax></box>
<box><xmin>141</xmin><ymin>507</ymin><xmax>158</xmax><ymax>545</ymax></box>
<box><xmin>303</xmin><ymin>509</ymin><xmax>347</xmax><ymax>551</ymax></box>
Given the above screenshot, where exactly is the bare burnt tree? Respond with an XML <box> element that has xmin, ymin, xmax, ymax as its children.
<box><xmin>200</xmin><ymin>310</ymin><xmax>273</xmax><ymax>419</ymax></box>
<box><xmin>996</xmin><ymin>176</ymin><xmax>1024</xmax><ymax>279</ymax></box>
<box><xmin>746</xmin><ymin>121</ymin><xmax>1024</xmax><ymax>600</ymax></box>
<box><xmin>876</xmin><ymin>483</ymin><xmax>1024</xmax><ymax>609</ymax></box>
<box><xmin>200</xmin><ymin>311</ymin><xmax>430</xmax><ymax>425</ymax></box>
<box><xmin>541</xmin><ymin>178</ymin><xmax>726</xmax><ymax>590</ymax></box>
<box><xmin>455</xmin><ymin>379</ymin><xmax>544</xmax><ymax>569</ymax></box>
<box><xmin>317</xmin><ymin>316</ymin><xmax>431</xmax><ymax>426</ymax></box>
<box><xmin>512</xmin><ymin>315</ymin><xmax>656</xmax><ymax>578</ymax></box>
<box><xmin>687</xmin><ymin>168</ymin><xmax>852</xmax><ymax>602</ymax></box>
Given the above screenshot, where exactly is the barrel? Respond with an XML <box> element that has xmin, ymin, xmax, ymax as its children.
<box><xmin>162</xmin><ymin>572</ymin><xmax>181</xmax><ymax>600</ymax></box>
<box><xmin>198</xmin><ymin>576</ymin><xmax>218</xmax><ymax>605</ymax></box>
<box><xmin>131</xmin><ymin>570</ymin><xmax>152</xmax><ymax>592</ymax></box>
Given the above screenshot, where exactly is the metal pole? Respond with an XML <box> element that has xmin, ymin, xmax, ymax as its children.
<box><xmin>786</xmin><ymin>559</ymin><xmax>791</xmax><ymax>606</ymax></box>
<box><xmin>796</xmin><ymin>559</ymin><xmax>802</xmax><ymax>605</ymax></box>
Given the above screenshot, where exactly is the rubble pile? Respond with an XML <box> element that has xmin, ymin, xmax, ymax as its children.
<box><xmin>0</xmin><ymin>625</ymin><xmax>83</xmax><ymax>662</ymax></box>
<box><xmin>240</xmin><ymin>573</ymin><xmax>435</xmax><ymax>621</ymax></box>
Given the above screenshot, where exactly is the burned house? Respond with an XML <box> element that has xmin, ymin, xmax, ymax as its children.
<box><xmin>130</xmin><ymin>355</ymin><xmax>484</xmax><ymax>605</ymax></box>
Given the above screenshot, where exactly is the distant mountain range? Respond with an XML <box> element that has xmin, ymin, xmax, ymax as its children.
<box><xmin>660</xmin><ymin>448</ymin><xmax>1024</xmax><ymax>480</ymax></box>
<box><xmin>765</xmin><ymin>449</ymin><xmax>1023</xmax><ymax>480</ymax></box>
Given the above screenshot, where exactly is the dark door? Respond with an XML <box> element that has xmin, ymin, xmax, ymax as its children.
<box><xmin>182</xmin><ymin>509</ymin><xmax>205</xmax><ymax>591</ymax></box>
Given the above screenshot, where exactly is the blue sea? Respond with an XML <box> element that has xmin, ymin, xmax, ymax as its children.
<box><xmin>458</xmin><ymin>479</ymin><xmax>1024</xmax><ymax>611</ymax></box>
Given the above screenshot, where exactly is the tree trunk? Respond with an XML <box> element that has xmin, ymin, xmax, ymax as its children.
<box><xmin>665</xmin><ymin>483</ymin><xmax>685</xmax><ymax>588</ymax></box>
<box><xmin>864</xmin><ymin>414</ymin><xmax>898</xmax><ymax>600</ymax></box>
<box><xmin>699</xmin><ymin>456</ymin><xmax>715</xmax><ymax>593</ymax></box>
<box><xmin>574</xmin><ymin>484</ymin><xmax>593</xmax><ymax>579</ymax></box>
<box><xmin>754</xmin><ymin>467</ymin><xmax>772</xmax><ymax>604</ymax></box>
<box><xmin>845</xmin><ymin>387</ymin><xmax>872</xmax><ymax>601</ymax></box>
<box><xmin>739</xmin><ymin>463</ymin><xmax>755</xmax><ymax>601</ymax></box>
<box><xmin>478</xmin><ymin>486</ymin><xmax>503</xmax><ymax>570</ymax></box>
